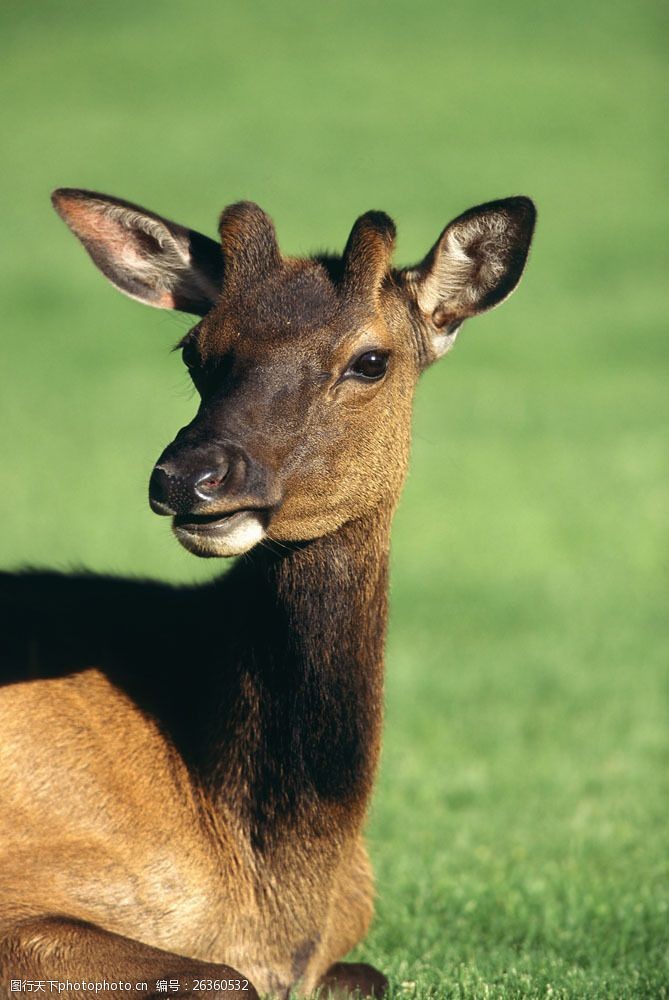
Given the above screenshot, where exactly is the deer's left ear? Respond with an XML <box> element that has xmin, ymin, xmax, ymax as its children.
<box><xmin>402</xmin><ymin>196</ymin><xmax>536</xmax><ymax>362</ymax></box>
<box><xmin>51</xmin><ymin>188</ymin><xmax>224</xmax><ymax>316</ymax></box>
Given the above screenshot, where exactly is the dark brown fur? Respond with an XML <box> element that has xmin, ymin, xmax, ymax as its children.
<box><xmin>0</xmin><ymin>189</ymin><xmax>535</xmax><ymax>999</ymax></box>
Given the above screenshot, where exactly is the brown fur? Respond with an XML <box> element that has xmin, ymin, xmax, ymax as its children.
<box><xmin>0</xmin><ymin>190</ymin><xmax>535</xmax><ymax>999</ymax></box>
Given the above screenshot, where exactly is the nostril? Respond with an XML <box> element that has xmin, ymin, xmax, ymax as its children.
<box><xmin>194</xmin><ymin>461</ymin><xmax>230</xmax><ymax>498</ymax></box>
<box><xmin>198</xmin><ymin>473</ymin><xmax>224</xmax><ymax>491</ymax></box>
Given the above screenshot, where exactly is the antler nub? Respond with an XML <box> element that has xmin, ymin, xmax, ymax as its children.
<box><xmin>342</xmin><ymin>211</ymin><xmax>396</xmax><ymax>305</ymax></box>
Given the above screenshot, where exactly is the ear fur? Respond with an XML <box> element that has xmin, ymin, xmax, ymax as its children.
<box><xmin>404</xmin><ymin>196</ymin><xmax>536</xmax><ymax>361</ymax></box>
<box><xmin>51</xmin><ymin>189</ymin><xmax>224</xmax><ymax>315</ymax></box>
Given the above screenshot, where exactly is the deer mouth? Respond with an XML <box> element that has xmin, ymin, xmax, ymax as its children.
<box><xmin>172</xmin><ymin>508</ymin><xmax>268</xmax><ymax>557</ymax></box>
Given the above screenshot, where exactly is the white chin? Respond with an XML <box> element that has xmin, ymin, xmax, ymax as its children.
<box><xmin>173</xmin><ymin>511</ymin><xmax>266</xmax><ymax>558</ymax></box>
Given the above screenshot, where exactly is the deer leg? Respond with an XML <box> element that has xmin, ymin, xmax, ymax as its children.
<box><xmin>315</xmin><ymin>962</ymin><xmax>388</xmax><ymax>998</ymax></box>
<box><xmin>300</xmin><ymin>839</ymin><xmax>388</xmax><ymax>998</ymax></box>
<box><xmin>0</xmin><ymin>916</ymin><xmax>259</xmax><ymax>1000</ymax></box>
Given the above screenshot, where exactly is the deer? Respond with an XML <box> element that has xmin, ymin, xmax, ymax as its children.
<box><xmin>0</xmin><ymin>188</ymin><xmax>535</xmax><ymax>1000</ymax></box>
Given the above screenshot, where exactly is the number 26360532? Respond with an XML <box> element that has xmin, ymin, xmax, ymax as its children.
<box><xmin>192</xmin><ymin>981</ymin><xmax>250</xmax><ymax>992</ymax></box>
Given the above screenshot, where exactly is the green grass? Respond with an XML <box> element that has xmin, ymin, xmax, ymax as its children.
<box><xmin>1</xmin><ymin>0</ymin><xmax>667</xmax><ymax>996</ymax></box>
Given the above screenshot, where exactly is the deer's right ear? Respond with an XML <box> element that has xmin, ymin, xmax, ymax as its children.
<box><xmin>402</xmin><ymin>197</ymin><xmax>536</xmax><ymax>364</ymax></box>
<box><xmin>51</xmin><ymin>189</ymin><xmax>224</xmax><ymax>316</ymax></box>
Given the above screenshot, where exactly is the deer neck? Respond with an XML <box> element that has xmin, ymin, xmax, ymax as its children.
<box><xmin>199</xmin><ymin>503</ymin><xmax>392</xmax><ymax>850</ymax></box>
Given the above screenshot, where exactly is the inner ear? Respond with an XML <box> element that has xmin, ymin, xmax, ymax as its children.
<box><xmin>408</xmin><ymin>196</ymin><xmax>536</xmax><ymax>326</ymax></box>
<box><xmin>52</xmin><ymin>188</ymin><xmax>224</xmax><ymax>315</ymax></box>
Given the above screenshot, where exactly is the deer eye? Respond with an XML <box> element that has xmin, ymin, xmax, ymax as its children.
<box><xmin>181</xmin><ymin>342</ymin><xmax>199</xmax><ymax>370</ymax></box>
<box><xmin>347</xmin><ymin>350</ymin><xmax>389</xmax><ymax>381</ymax></box>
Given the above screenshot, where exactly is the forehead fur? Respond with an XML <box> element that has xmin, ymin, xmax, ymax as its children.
<box><xmin>214</xmin><ymin>202</ymin><xmax>396</xmax><ymax>324</ymax></box>
<box><xmin>191</xmin><ymin>204</ymin><xmax>399</xmax><ymax>360</ymax></box>
<box><xmin>242</xmin><ymin>260</ymin><xmax>343</xmax><ymax>329</ymax></box>
<box><xmin>199</xmin><ymin>258</ymin><xmax>363</xmax><ymax>359</ymax></box>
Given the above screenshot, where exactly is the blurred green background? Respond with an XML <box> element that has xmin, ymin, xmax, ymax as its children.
<box><xmin>1</xmin><ymin>0</ymin><xmax>667</xmax><ymax>996</ymax></box>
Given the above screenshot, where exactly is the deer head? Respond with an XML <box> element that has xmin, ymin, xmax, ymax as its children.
<box><xmin>52</xmin><ymin>189</ymin><xmax>535</xmax><ymax>557</ymax></box>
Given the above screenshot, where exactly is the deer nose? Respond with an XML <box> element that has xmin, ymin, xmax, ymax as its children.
<box><xmin>149</xmin><ymin>456</ymin><xmax>233</xmax><ymax>516</ymax></box>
